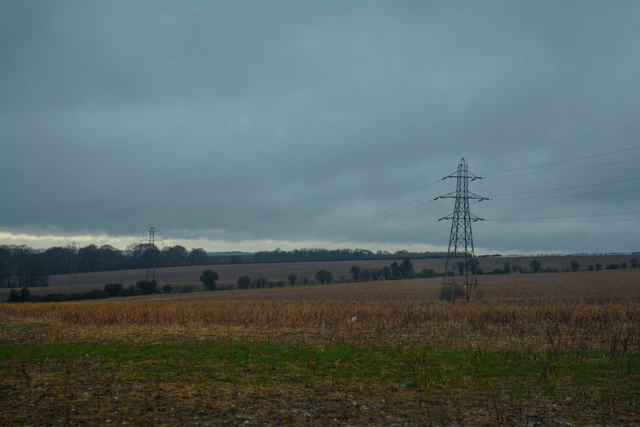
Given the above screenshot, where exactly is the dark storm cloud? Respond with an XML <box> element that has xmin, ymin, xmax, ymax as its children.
<box><xmin>1</xmin><ymin>1</ymin><xmax>639</xmax><ymax>253</ymax></box>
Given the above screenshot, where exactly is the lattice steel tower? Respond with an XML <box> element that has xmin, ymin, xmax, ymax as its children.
<box><xmin>144</xmin><ymin>226</ymin><xmax>161</xmax><ymax>281</ymax></box>
<box><xmin>435</xmin><ymin>158</ymin><xmax>487</xmax><ymax>301</ymax></box>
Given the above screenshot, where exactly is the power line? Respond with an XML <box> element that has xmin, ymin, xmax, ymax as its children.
<box><xmin>222</xmin><ymin>121</ymin><xmax>640</xmax><ymax>249</ymax></box>
<box><xmin>260</xmin><ymin>175</ymin><xmax>449</xmax><ymax>241</ymax></box>
<box><xmin>283</xmin><ymin>189</ymin><xmax>450</xmax><ymax>242</ymax></box>
<box><xmin>479</xmin><ymin>146</ymin><xmax>640</xmax><ymax>176</ymax></box>
<box><xmin>487</xmin><ymin>210</ymin><xmax>640</xmax><ymax>222</ymax></box>
<box><xmin>261</xmin><ymin>180</ymin><xmax>454</xmax><ymax>242</ymax></box>
<box><xmin>257</xmin><ymin>164</ymin><xmax>637</xmax><ymax>245</ymax></box>
<box><xmin>483</xmin><ymin>157</ymin><xmax>640</xmax><ymax>179</ymax></box>
<box><xmin>355</xmin><ymin>210</ymin><xmax>451</xmax><ymax>243</ymax></box>
<box><xmin>468</xmin><ymin>120</ymin><xmax>640</xmax><ymax>160</ymax></box>
<box><xmin>253</xmin><ymin>178</ymin><xmax>453</xmax><ymax>246</ymax></box>
<box><xmin>368</xmin><ymin>220</ymin><xmax>448</xmax><ymax>244</ymax></box>
<box><xmin>357</xmin><ymin>164</ymin><xmax>452</xmax><ymax>201</ymax></box>
<box><xmin>257</xmin><ymin>121</ymin><xmax>640</xmax><ymax>245</ymax></box>
<box><xmin>488</xmin><ymin>218</ymin><xmax>640</xmax><ymax>223</ymax></box>
<box><xmin>490</xmin><ymin>188</ymin><xmax>640</xmax><ymax>200</ymax></box>
<box><xmin>487</xmin><ymin>176</ymin><xmax>640</xmax><ymax>197</ymax></box>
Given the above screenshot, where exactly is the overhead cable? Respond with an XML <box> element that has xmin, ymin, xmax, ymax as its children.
<box><xmin>487</xmin><ymin>176</ymin><xmax>640</xmax><ymax>197</ymax></box>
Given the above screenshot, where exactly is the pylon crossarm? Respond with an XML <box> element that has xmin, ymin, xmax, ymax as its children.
<box><xmin>434</xmin><ymin>191</ymin><xmax>458</xmax><ymax>201</ymax></box>
<box><xmin>468</xmin><ymin>192</ymin><xmax>489</xmax><ymax>201</ymax></box>
<box><xmin>442</xmin><ymin>170</ymin><xmax>460</xmax><ymax>180</ymax></box>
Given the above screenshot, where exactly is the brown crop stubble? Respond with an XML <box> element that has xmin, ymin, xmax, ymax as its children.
<box><xmin>2</xmin><ymin>297</ymin><xmax>639</xmax><ymax>351</ymax></box>
<box><xmin>2</xmin><ymin>271</ymin><xmax>640</xmax><ymax>425</ymax></box>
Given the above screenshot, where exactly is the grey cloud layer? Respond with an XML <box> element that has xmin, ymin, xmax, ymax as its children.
<box><xmin>1</xmin><ymin>1</ymin><xmax>639</xmax><ymax>252</ymax></box>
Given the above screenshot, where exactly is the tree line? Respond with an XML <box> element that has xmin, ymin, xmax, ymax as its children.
<box><xmin>4</xmin><ymin>241</ymin><xmax>637</xmax><ymax>290</ymax></box>
<box><xmin>0</xmin><ymin>245</ymin><xmax>48</xmax><ymax>288</ymax></box>
<box><xmin>0</xmin><ymin>243</ymin><xmax>248</xmax><ymax>288</ymax></box>
<box><xmin>252</xmin><ymin>248</ymin><xmax>447</xmax><ymax>263</ymax></box>
<box><xmin>234</xmin><ymin>259</ymin><xmax>430</xmax><ymax>290</ymax></box>
<box><xmin>486</xmin><ymin>259</ymin><xmax>639</xmax><ymax>274</ymax></box>
<box><xmin>6</xmin><ymin>279</ymin><xmax>198</xmax><ymax>303</ymax></box>
<box><xmin>0</xmin><ymin>244</ymin><xmax>449</xmax><ymax>288</ymax></box>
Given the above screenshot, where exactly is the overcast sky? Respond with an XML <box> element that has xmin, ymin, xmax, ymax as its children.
<box><xmin>1</xmin><ymin>1</ymin><xmax>639</xmax><ymax>254</ymax></box>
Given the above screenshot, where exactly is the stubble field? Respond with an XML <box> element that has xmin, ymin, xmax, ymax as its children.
<box><xmin>1</xmin><ymin>269</ymin><xmax>640</xmax><ymax>425</ymax></box>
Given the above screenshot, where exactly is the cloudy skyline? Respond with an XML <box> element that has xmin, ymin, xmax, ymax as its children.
<box><xmin>1</xmin><ymin>1</ymin><xmax>639</xmax><ymax>254</ymax></box>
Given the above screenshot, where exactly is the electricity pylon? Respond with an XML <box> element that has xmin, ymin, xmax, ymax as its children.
<box><xmin>143</xmin><ymin>227</ymin><xmax>161</xmax><ymax>281</ymax></box>
<box><xmin>434</xmin><ymin>158</ymin><xmax>487</xmax><ymax>301</ymax></box>
<box><xmin>67</xmin><ymin>241</ymin><xmax>78</xmax><ymax>286</ymax></box>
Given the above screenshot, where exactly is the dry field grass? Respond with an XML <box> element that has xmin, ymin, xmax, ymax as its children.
<box><xmin>1</xmin><ymin>269</ymin><xmax>640</xmax><ymax>425</ymax></box>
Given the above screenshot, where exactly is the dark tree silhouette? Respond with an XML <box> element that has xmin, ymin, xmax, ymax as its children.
<box><xmin>570</xmin><ymin>260</ymin><xmax>580</xmax><ymax>272</ymax></box>
<box><xmin>350</xmin><ymin>265</ymin><xmax>361</xmax><ymax>282</ymax></box>
<box><xmin>530</xmin><ymin>260</ymin><xmax>542</xmax><ymax>273</ymax></box>
<box><xmin>199</xmin><ymin>269</ymin><xmax>219</xmax><ymax>290</ymax></box>
<box><xmin>315</xmin><ymin>270</ymin><xmax>333</xmax><ymax>284</ymax></box>
<box><xmin>237</xmin><ymin>275</ymin><xmax>251</xmax><ymax>289</ymax></box>
<box><xmin>287</xmin><ymin>274</ymin><xmax>298</xmax><ymax>286</ymax></box>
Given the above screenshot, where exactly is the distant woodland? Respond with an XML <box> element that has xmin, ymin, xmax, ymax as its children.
<box><xmin>0</xmin><ymin>244</ymin><xmax>447</xmax><ymax>288</ymax></box>
<box><xmin>252</xmin><ymin>248</ymin><xmax>447</xmax><ymax>263</ymax></box>
<box><xmin>2</xmin><ymin>243</ymin><xmax>636</xmax><ymax>289</ymax></box>
<box><xmin>0</xmin><ymin>244</ymin><xmax>233</xmax><ymax>288</ymax></box>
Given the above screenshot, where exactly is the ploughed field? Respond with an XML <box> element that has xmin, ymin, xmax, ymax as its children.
<box><xmin>1</xmin><ymin>270</ymin><xmax>640</xmax><ymax>425</ymax></box>
<box><xmin>8</xmin><ymin>253</ymin><xmax>635</xmax><ymax>299</ymax></box>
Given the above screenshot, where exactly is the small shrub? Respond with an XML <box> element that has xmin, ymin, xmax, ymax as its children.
<box><xmin>136</xmin><ymin>280</ymin><xmax>157</xmax><ymax>295</ymax></box>
<box><xmin>7</xmin><ymin>288</ymin><xmax>31</xmax><ymax>302</ymax></box>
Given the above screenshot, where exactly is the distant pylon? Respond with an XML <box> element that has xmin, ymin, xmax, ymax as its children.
<box><xmin>143</xmin><ymin>227</ymin><xmax>161</xmax><ymax>281</ymax></box>
<box><xmin>435</xmin><ymin>158</ymin><xmax>487</xmax><ymax>301</ymax></box>
<box><xmin>67</xmin><ymin>241</ymin><xmax>78</xmax><ymax>286</ymax></box>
